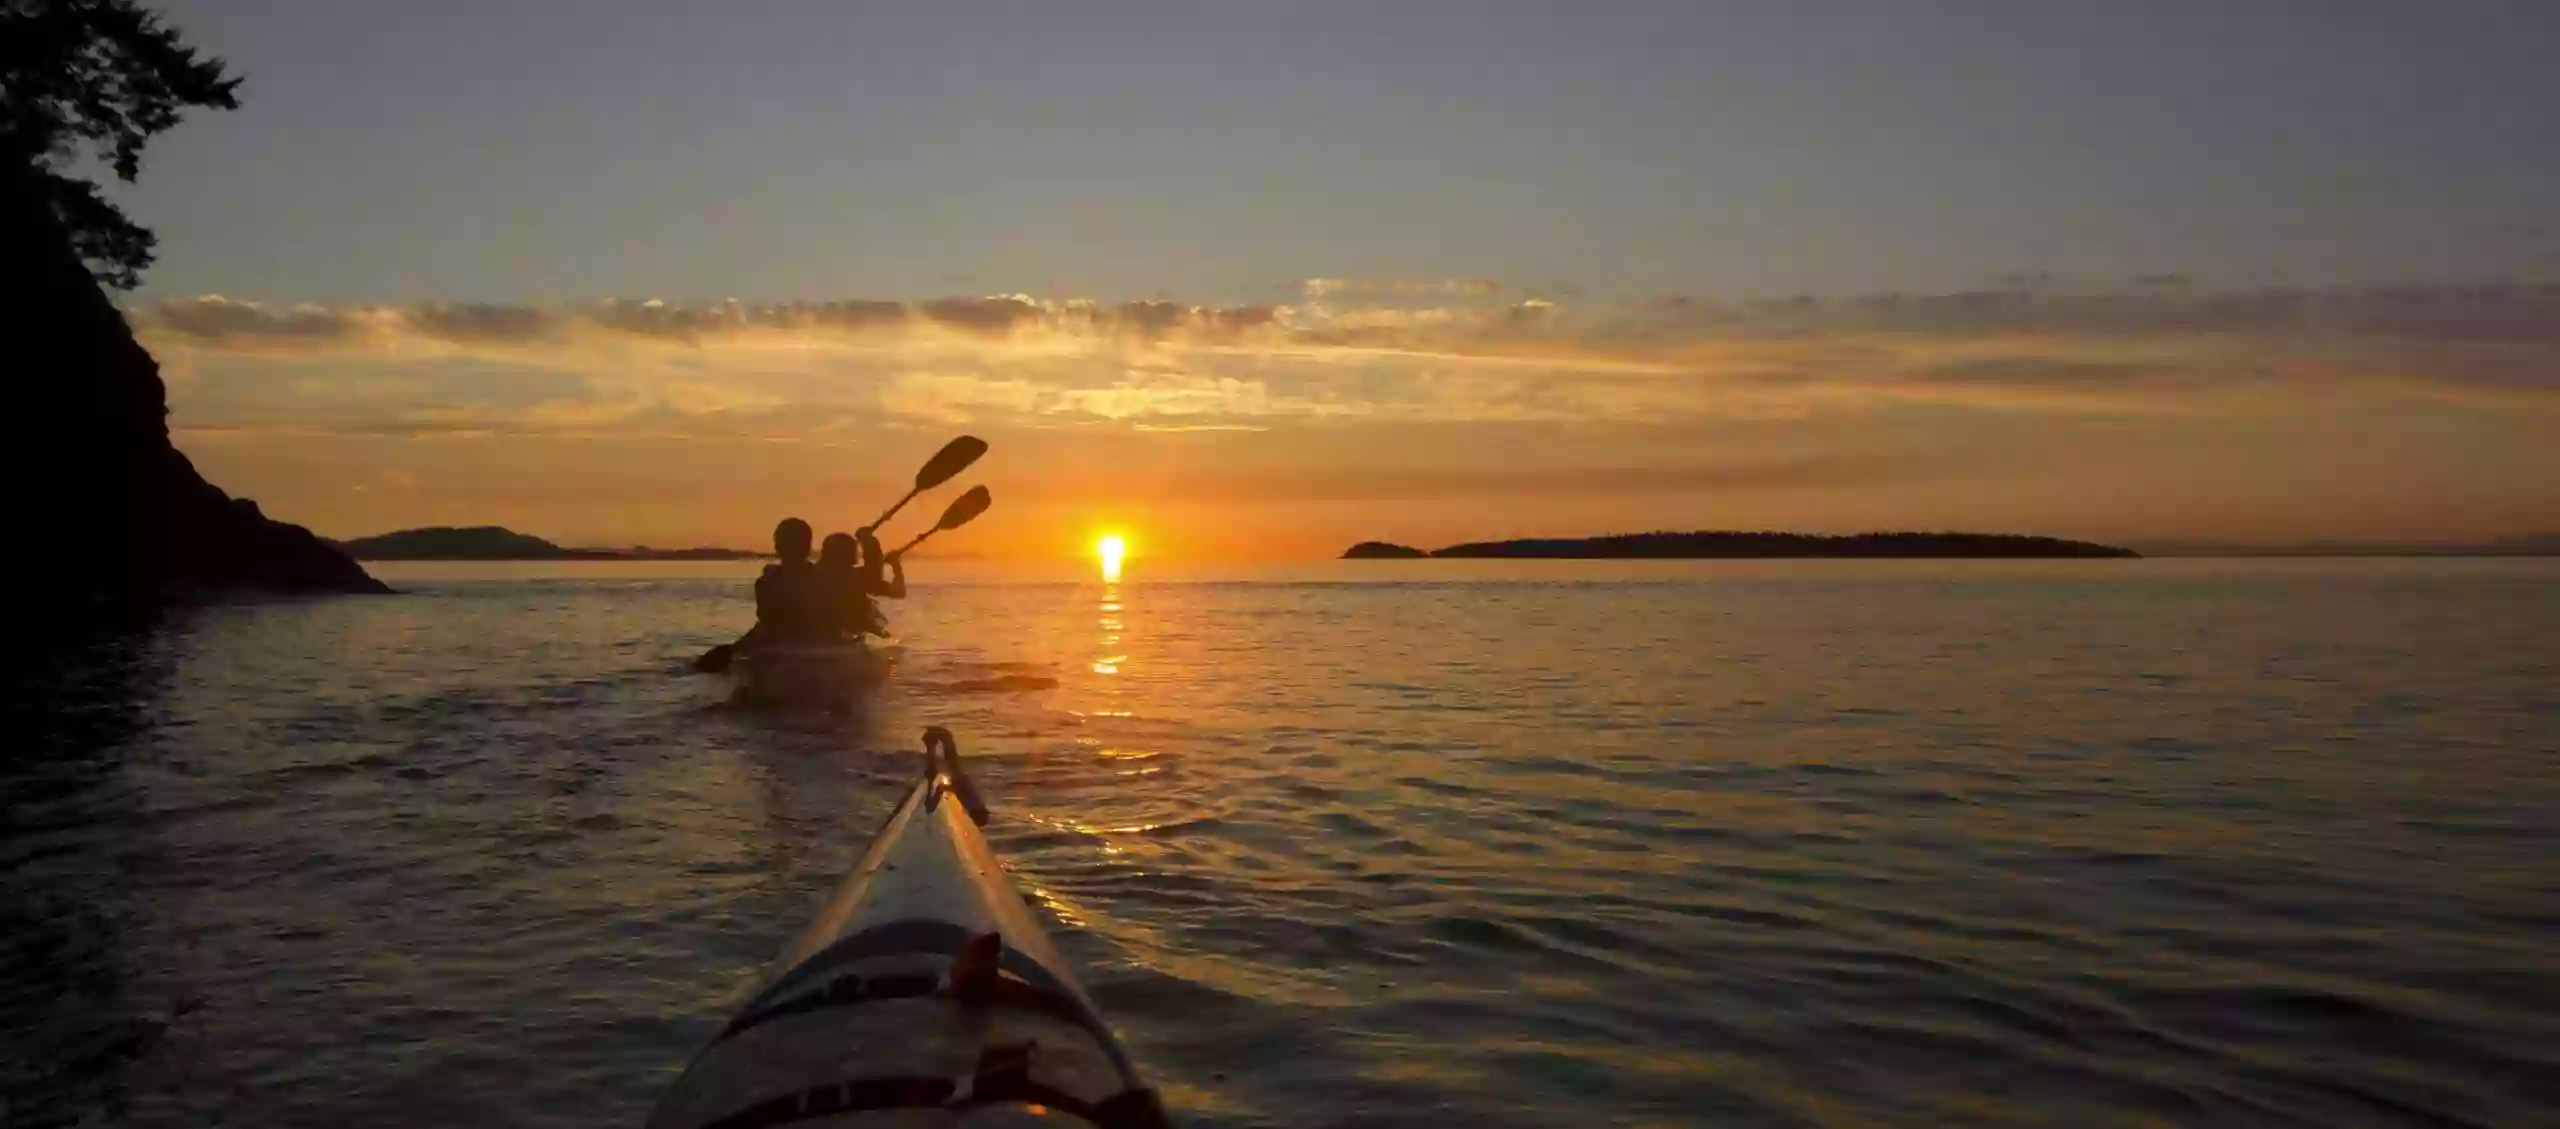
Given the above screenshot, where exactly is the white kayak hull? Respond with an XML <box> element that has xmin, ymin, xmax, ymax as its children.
<box><xmin>649</xmin><ymin>728</ymin><xmax>1170</xmax><ymax>1129</ymax></box>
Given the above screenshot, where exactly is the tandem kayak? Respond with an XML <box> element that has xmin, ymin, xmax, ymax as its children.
<box><xmin>649</xmin><ymin>727</ymin><xmax>1173</xmax><ymax>1129</ymax></box>
<box><xmin>730</xmin><ymin>641</ymin><xmax>899</xmax><ymax>709</ymax></box>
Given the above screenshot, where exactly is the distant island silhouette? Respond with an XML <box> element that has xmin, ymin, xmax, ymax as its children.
<box><xmin>336</xmin><ymin>526</ymin><xmax>762</xmax><ymax>562</ymax></box>
<box><xmin>1343</xmin><ymin>531</ymin><xmax>2140</xmax><ymax>559</ymax></box>
<box><xmin>2129</xmin><ymin>533</ymin><xmax>2560</xmax><ymax>557</ymax></box>
<box><xmin>1341</xmin><ymin>540</ymin><xmax>1430</xmax><ymax>559</ymax></box>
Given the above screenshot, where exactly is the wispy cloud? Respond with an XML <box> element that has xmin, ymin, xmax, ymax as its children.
<box><xmin>129</xmin><ymin>278</ymin><xmax>2560</xmax><ymax>444</ymax></box>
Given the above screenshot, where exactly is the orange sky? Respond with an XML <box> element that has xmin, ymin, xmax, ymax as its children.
<box><xmin>144</xmin><ymin>280</ymin><xmax>2560</xmax><ymax>557</ymax></box>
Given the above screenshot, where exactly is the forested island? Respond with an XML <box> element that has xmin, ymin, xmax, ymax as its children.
<box><xmin>1343</xmin><ymin>531</ymin><xmax>2140</xmax><ymax>559</ymax></box>
<box><xmin>335</xmin><ymin>526</ymin><xmax>762</xmax><ymax>561</ymax></box>
<box><xmin>2130</xmin><ymin>534</ymin><xmax>2560</xmax><ymax>557</ymax></box>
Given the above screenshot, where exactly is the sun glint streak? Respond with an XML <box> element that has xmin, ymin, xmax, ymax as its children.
<box><xmin>1096</xmin><ymin>533</ymin><xmax>1126</xmax><ymax>582</ymax></box>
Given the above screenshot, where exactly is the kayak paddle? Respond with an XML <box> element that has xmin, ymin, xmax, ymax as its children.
<box><xmin>889</xmin><ymin>484</ymin><xmax>991</xmax><ymax>557</ymax></box>
<box><xmin>867</xmin><ymin>434</ymin><xmax>987</xmax><ymax>536</ymax></box>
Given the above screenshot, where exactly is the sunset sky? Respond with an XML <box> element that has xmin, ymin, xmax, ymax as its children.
<box><xmin>114</xmin><ymin>1</ymin><xmax>2560</xmax><ymax>557</ymax></box>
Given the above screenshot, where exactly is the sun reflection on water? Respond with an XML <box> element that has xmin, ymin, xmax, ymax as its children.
<box><xmin>1094</xmin><ymin>578</ymin><xmax>1125</xmax><ymax>676</ymax></box>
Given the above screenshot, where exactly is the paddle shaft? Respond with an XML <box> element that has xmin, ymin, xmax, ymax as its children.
<box><xmin>868</xmin><ymin>486</ymin><xmax>924</xmax><ymax>536</ymax></box>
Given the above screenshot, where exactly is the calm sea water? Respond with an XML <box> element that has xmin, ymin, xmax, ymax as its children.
<box><xmin>5</xmin><ymin>559</ymin><xmax>2556</xmax><ymax>1128</ymax></box>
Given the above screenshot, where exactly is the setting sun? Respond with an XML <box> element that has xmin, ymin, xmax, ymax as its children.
<box><xmin>1096</xmin><ymin>534</ymin><xmax>1127</xmax><ymax>581</ymax></box>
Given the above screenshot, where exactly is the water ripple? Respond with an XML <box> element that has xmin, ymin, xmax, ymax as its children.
<box><xmin>5</xmin><ymin>559</ymin><xmax>2557</xmax><ymax>1127</ymax></box>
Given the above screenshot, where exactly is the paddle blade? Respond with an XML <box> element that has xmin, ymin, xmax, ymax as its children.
<box><xmin>936</xmin><ymin>485</ymin><xmax>993</xmax><ymax>531</ymax></box>
<box><xmin>913</xmin><ymin>435</ymin><xmax>989</xmax><ymax>492</ymax></box>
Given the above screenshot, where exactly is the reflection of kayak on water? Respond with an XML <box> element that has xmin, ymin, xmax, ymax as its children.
<box><xmin>649</xmin><ymin>727</ymin><xmax>1172</xmax><ymax>1128</ymax></box>
<box><xmin>731</xmin><ymin>641</ymin><xmax>902</xmax><ymax>708</ymax></box>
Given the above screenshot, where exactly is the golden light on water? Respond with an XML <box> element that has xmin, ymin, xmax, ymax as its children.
<box><xmin>1094</xmin><ymin>535</ymin><xmax>1126</xmax><ymax>675</ymax></box>
<box><xmin>1096</xmin><ymin>533</ymin><xmax>1127</xmax><ymax>582</ymax></box>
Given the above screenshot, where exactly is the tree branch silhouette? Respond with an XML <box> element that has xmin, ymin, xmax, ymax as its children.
<box><xmin>2</xmin><ymin>0</ymin><xmax>240</xmax><ymax>289</ymax></box>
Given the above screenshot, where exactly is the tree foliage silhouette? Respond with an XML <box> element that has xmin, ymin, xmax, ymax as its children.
<box><xmin>2</xmin><ymin>0</ymin><xmax>239</xmax><ymax>289</ymax></box>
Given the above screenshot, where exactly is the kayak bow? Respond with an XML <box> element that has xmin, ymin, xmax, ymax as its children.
<box><xmin>649</xmin><ymin>728</ymin><xmax>1172</xmax><ymax>1129</ymax></box>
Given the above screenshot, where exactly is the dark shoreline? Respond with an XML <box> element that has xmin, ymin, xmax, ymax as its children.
<box><xmin>1345</xmin><ymin>531</ymin><xmax>2141</xmax><ymax>560</ymax></box>
<box><xmin>334</xmin><ymin>525</ymin><xmax>762</xmax><ymax>562</ymax></box>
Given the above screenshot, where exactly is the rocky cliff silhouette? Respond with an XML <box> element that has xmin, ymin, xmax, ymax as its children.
<box><xmin>4</xmin><ymin>173</ymin><xmax>388</xmax><ymax>622</ymax></box>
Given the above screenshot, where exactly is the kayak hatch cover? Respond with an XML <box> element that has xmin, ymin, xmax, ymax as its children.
<box><xmin>648</xmin><ymin>727</ymin><xmax>1175</xmax><ymax>1129</ymax></box>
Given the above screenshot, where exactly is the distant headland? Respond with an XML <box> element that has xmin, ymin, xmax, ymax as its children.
<box><xmin>1342</xmin><ymin>541</ymin><xmax>1431</xmax><ymax>559</ymax></box>
<box><xmin>2128</xmin><ymin>533</ymin><xmax>2560</xmax><ymax>558</ymax></box>
<box><xmin>1343</xmin><ymin>531</ymin><xmax>2141</xmax><ymax>559</ymax></box>
<box><xmin>334</xmin><ymin>526</ymin><xmax>763</xmax><ymax>562</ymax></box>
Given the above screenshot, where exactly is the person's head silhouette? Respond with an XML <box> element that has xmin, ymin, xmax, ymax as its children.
<box><xmin>818</xmin><ymin>532</ymin><xmax>858</xmax><ymax>569</ymax></box>
<box><xmin>772</xmin><ymin>518</ymin><xmax>814</xmax><ymax>563</ymax></box>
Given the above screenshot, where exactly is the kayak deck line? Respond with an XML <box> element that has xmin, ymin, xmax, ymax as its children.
<box><xmin>711</xmin><ymin>924</ymin><xmax>1122</xmax><ymax>1055</ymax></box>
<box><xmin>649</xmin><ymin>727</ymin><xmax>1173</xmax><ymax>1129</ymax></box>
